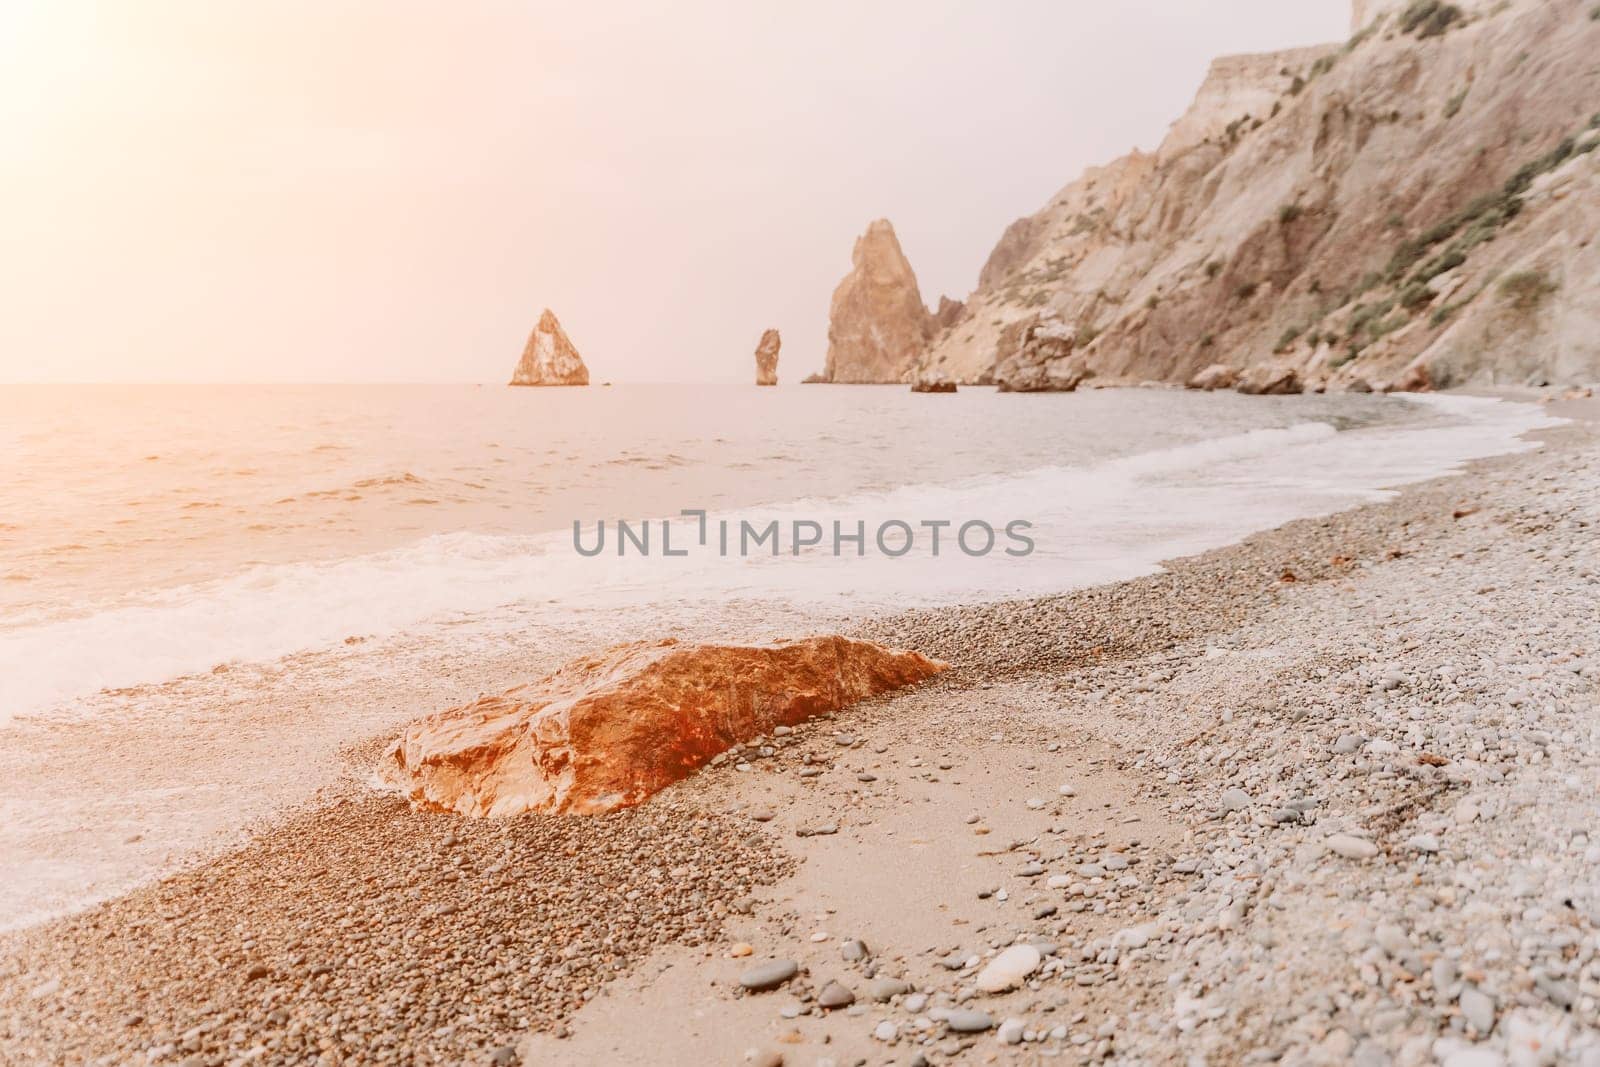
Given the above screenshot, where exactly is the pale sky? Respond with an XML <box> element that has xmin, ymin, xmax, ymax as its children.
<box><xmin>0</xmin><ymin>1</ymin><xmax>1347</xmax><ymax>384</ymax></box>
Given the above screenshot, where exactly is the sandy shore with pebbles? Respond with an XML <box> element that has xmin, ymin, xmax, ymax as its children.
<box><xmin>3</xmin><ymin>399</ymin><xmax>1598</xmax><ymax>1067</ymax></box>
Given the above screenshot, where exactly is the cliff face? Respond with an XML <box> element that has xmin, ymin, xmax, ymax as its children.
<box><xmin>510</xmin><ymin>309</ymin><xmax>589</xmax><ymax>386</ymax></box>
<box><xmin>823</xmin><ymin>220</ymin><xmax>936</xmax><ymax>383</ymax></box>
<box><xmin>920</xmin><ymin>0</ymin><xmax>1600</xmax><ymax>393</ymax></box>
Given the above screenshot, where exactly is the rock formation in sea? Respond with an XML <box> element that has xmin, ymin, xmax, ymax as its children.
<box><xmin>378</xmin><ymin>636</ymin><xmax>947</xmax><ymax>816</ymax></box>
<box><xmin>822</xmin><ymin>220</ymin><xmax>937</xmax><ymax>383</ymax></box>
<box><xmin>910</xmin><ymin>377</ymin><xmax>957</xmax><ymax>393</ymax></box>
<box><xmin>993</xmin><ymin>315</ymin><xmax>1092</xmax><ymax>393</ymax></box>
<box><xmin>915</xmin><ymin>0</ymin><xmax>1600</xmax><ymax>392</ymax></box>
<box><xmin>509</xmin><ymin>308</ymin><xmax>589</xmax><ymax>386</ymax></box>
<box><xmin>754</xmin><ymin>328</ymin><xmax>780</xmax><ymax>386</ymax></box>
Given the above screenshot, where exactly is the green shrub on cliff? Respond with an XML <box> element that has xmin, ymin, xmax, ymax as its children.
<box><xmin>1401</xmin><ymin>0</ymin><xmax>1464</xmax><ymax>38</ymax></box>
<box><xmin>1499</xmin><ymin>270</ymin><xmax>1557</xmax><ymax>312</ymax></box>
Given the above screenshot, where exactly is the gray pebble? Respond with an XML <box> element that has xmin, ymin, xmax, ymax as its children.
<box><xmin>945</xmin><ymin>1009</ymin><xmax>995</xmax><ymax>1033</ymax></box>
<box><xmin>740</xmin><ymin>959</ymin><xmax>800</xmax><ymax>992</ymax></box>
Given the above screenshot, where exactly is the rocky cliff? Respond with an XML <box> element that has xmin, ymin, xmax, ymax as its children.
<box><xmin>509</xmin><ymin>308</ymin><xmax>589</xmax><ymax>386</ymax></box>
<box><xmin>822</xmin><ymin>220</ymin><xmax>938</xmax><ymax>383</ymax></box>
<box><xmin>917</xmin><ymin>0</ymin><xmax>1600</xmax><ymax>393</ymax></box>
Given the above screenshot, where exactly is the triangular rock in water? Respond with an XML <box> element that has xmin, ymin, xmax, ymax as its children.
<box><xmin>509</xmin><ymin>308</ymin><xmax>589</xmax><ymax>386</ymax></box>
<box><xmin>823</xmin><ymin>219</ymin><xmax>934</xmax><ymax>383</ymax></box>
<box><xmin>754</xmin><ymin>328</ymin><xmax>781</xmax><ymax>386</ymax></box>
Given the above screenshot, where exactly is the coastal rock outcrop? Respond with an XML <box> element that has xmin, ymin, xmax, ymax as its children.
<box><xmin>1187</xmin><ymin>363</ymin><xmax>1240</xmax><ymax>391</ymax></box>
<box><xmin>822</xmin><ymin>220</ymin><xmax>936</xmax><ymax>383</ymax></box>
<box><xmin>754</xmin><ymin>328</ymin><xmax>781</xmax><ymax>386</ymax></box>
<box><xmin>378</xmin><ymin>636</ymin><xmax>947</xmax><ymax>816</ymax></box>
<box><xmin>1236</xmin><ymin>363</ymin><xmax>1302</xmax><ymax>396</ymax></box>
<box><xmin>994</xmin><ymin>317</ymin><xmax>1091</xmax><ymax>393</ymax></box>
<box><xmin>916</xmin><ymin>0</ymin><xmax>1600</xmax><ymax>392</ymax></box>
<box><xmin>509</xmin><ymin>309</ymin><xmax>589</xmax><ymax>386</ymax></box>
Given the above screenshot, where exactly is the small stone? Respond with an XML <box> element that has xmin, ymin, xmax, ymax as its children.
<box><xmin>867</xmin><ymin>978</ymin><xmax>912</xmax><ymax>1002</ymax></box>
<box><xmin>1405</xmin><ymin>833</ymin><xmax>1440</xmax><ymax>854</ymax></box>
<box><xmin>1325</xmin><ymin>834</ymin><xmax>1379</xmax><ymax>860</ymax></box>
<box><xmin>1374</xmin><ymin>924</ymin><xmax>1408</xmax><ymax>957</ymax></box>
<box><xmin>998</xmin><ymin>1017</ymin><xmax>1026</xmax><ymax>1045</ymax></box>
<box><xmin>1458</xmin><ymin>986</ymin><xmax>1496</xmax><ymax>1034</ymax></box>
<box><xmin>903</xmin><ymin>993</ymin><xmax>928</xmax><ymax>1013</ymax></box>
<box><xmin>1058</xmin><ymin>785</ymin><xmax>1077</xmax><ymax>796</ymax></box>
<box><xmin>873</xmin><ymin>1020</ymin><xmax>898</xmax><ymax>1042</ymax></box>
<box><xmin>1220</xmin><ymin>788</ymin><xmax>1251</xmax><ymax>812</ymax></box>
<box><xmin>740</xmin><ymin>960</ymin><xmax>800</xmax><ymax>992</ymax></box>
<box><xmin>1114</xmin><ymin>924</ymin><xmax>1153</xmax><ymax>949</ymax></box>
<box><xmin>729</xmin><ymin>942</ymin><xmax>754</xmax><ymax>958</ymax></box>
<box><xmin>975</xmin><ymin>944</ymin><xmax>1042</xmax><ymax>993</ymax></box>
<box><xmin>840</xmin><ymin>939</ymin><xmax>868</xmax><ymax>962</ymax></box>
<box><xmin>817</xmin><ymin>981</ymin><xmax>855</xmax><ymax>1010</ymax></box>
<box><xmin>488</xmin><ymin>1047</ymin><xmax>518</xmax><ymax>1067</ymax></box>
<box><xmin>945</xmin><ymin>1009</ymin><xmax>995</xmax><ymax>1033</ymax></box>
<box><xmin>1437</xmin><ymin>1049</ymin><xmax>1504</xmax><ymax>1067</ymax></box>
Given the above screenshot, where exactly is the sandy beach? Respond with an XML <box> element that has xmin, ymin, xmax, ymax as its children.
<box><xmin>0</xmin><ymin>397</ymin><xmax>1595</xmax><ymax>1066</ymax></box>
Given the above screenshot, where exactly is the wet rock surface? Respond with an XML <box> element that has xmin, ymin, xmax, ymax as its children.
<box><xmin>379</xmin><ymin>636</ymin><xmax>946</xmax><ymax>816</ymax></box>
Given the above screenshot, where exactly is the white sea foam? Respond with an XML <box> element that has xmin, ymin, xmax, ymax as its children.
<box><xmin>0</xmin><ymin>394</ymin><xmax>1558</xmax><ymax>721</ymax></box>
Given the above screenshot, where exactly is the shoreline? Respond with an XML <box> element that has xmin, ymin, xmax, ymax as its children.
<box><xmin>2</xmin><ymin>404</ymin><xmax>1597</xmax><ymax>1064</ymax></box>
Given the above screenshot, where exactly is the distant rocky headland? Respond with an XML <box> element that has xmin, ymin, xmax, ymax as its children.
<box><xmin>819</xmin><ymin>0</ymin><xmax>1600</xmax><ymax>394</ymax></box>
<box><xmin>509</xmin><ymin>308</ymin><xmax>589</xmax><ymax>386</ymax></box>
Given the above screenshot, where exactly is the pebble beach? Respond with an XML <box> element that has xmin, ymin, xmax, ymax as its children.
<box><xmin>2</xmin><ymin>398</ymin><xmax>1598</xmax><ymax>1067</ymax></box>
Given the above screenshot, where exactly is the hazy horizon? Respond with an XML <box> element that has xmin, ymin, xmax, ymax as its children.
<box><xmin>1</xmin><ymin>1</ymin><xmax>1346</xmax><ymax>385</ymax></box>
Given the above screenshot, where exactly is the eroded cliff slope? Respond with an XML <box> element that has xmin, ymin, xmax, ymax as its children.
<box><xmin>919</xmin><ymin>0</ymin><xmax>1600</xmax><ymax>392</ymax></box>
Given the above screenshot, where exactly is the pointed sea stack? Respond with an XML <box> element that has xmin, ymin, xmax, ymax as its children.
<box><xmin>754</xmin><ymin>329</ymin><xmax>780</xmax><ymax>386</ymax></box>
<box><xmin>509</xmin><ymin>309</ymin><xmax>589</xmax><ymax>386</ymax></box>
<box><xmin>822</xmin><ymin>219</ymin><xmax>935</xmax><ymax>384</ymax></box>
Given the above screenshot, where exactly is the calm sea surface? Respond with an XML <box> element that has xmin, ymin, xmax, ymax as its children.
<box><xmin>0</xmin><ymin>383</ymin><xmax>1556</xmax><ymax>721</ymax></box>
